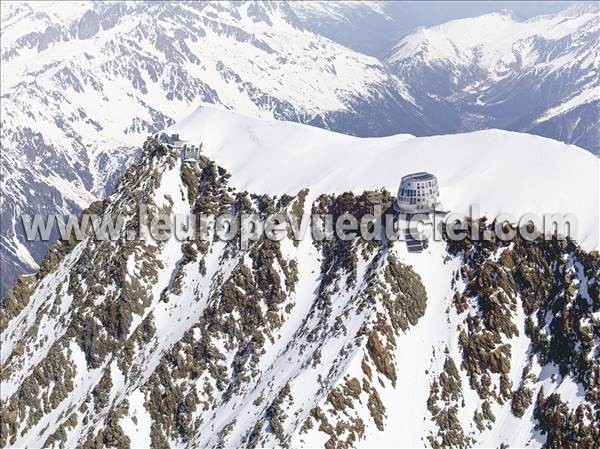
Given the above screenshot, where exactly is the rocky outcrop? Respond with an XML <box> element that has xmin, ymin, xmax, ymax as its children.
<box><xmin>446</xmin><ymin>220</ymin><xmax>599</xmax><ymax>445</ymax></box>
<box><xmin>1</xmin><ymin>138</ymin><xmax>597</xmax><ymax>448</ymax></box>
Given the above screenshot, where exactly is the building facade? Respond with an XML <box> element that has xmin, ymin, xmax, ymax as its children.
<box><xmin>396</xmin><ymin>172</ymin><xmax>439</xmax><ymax>214</ymax></box>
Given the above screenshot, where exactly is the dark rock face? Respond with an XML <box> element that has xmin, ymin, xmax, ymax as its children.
<box><xmin>77</xmin><ymin>10</ymin><xmax>100</xmax><ymax>40</ymax></box>
<box><xmin>427</xmin><ymin>356</ymin><xmax>473</xmax><ymax>449</ymax></box>
<box><xmin>37</xmin><ymin>26</ymin><xmax>61</xmax><ymax>51</ymax></box>
<box><xmin>444</xmin><ymin>220</ymin><xmax>599</xmax><ymax>447</ymax></box>
<box><xmin>0</xmin><ymin>140</ymin><xmax>428</xmax><ymax>447</ymax></box>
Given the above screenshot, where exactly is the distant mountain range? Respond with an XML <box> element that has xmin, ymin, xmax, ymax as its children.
<box><xmin>385</xmin><ymin>2</ymin><xmax>599</xmax><ymax>152</ymax></box>
<box><xmin>296</xmin><ymin>1</ymin><xmax>599</xmax><ymax>150</ymax></box>
<box><xmin>1</xmin><ymin>1</ymin><xmax>598</xmax><ymax>295</ymax></box>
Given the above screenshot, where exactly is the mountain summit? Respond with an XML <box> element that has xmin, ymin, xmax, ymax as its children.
<box><xmin>385</xmin><ymin>3</ymin><xmax>600</xmax><ymax>153</ymax></box>
<box><xmin>1</xmin><ymin>1</ymin><xmax>598</xmax><ymax>307</ymax></box>
<box><xmin>2</xmin><ymin>108</ymin><xmax>598</xmax><ymax>448</ymax></box>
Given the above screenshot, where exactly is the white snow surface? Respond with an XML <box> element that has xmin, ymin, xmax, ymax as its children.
<box><xmin>387</xmin><ymin>5</ymin><xmax>599</xmax><ymax>77</ymax></box>
<box><xmin>172</xmin><ymin>105</ymin><xmax>599</xmax><ymax>250</ymax></box>
<box><xmin>0</xmin><ymin>0</ymin><xmax>419</xmax><ymax>288</ymax></box>
<box><xmin>292</xmin><ymin>1</ymin><xmax>391</xmax><ymax>24</ymax></box>
<box><xmin>535</xmin><ymin>87</ymin><xmax>600</xmax><ymax>124</ymax></box>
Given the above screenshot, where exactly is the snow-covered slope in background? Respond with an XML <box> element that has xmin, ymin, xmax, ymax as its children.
<box><xmin>386</xmin><ymin>2</ymin><xmax>600</xmax><ymax>154</ymax></box>
<box><xmin>291</xmin><ymin>1</ymin><xmax>397</xmax><ymax>56</ymax></box>
<box><xmin>2</xmin><ymin>108</ymin><xmax>598</xmax><ymax>449</ymax></box>
<box><xmin>172</xmin><ymin>106</ymin><xmax>599</xmax><ymax>250</ymax></box>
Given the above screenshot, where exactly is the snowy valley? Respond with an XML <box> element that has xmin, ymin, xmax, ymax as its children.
<box><xmin>385</xmin><ymin>2</ymin><xmax>600</xmax><ymax>152</ymax></box>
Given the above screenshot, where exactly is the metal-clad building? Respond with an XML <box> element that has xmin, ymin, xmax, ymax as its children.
<box><xmin>183</xmin><ymin>144</ymin><xmax>200</xmax><ymax>161</ymax></box>
<box><xmin>396</xmin><ymin>172</ymin><xmax>439</xmax><ymax>214</ymax></box>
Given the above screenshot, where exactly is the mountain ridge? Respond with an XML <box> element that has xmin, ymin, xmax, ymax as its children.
<box><xmin>1</xmin><ymin>0</ymin><xmax>598</xmax><ymax>297</ymax></box>
<box><xmin>384</xmin><ymin>2</ymin><xmax>600</xmax><ymax>154</ymax></box>
<box><xmin>0</xmin><ymin>0</ymin><xmax>431</xmax><ymax>297</ymax></box>
<box><xmin>2</xmin><ymin>108</ymin><xmax>598</xmax><ymax>448</ymax></box>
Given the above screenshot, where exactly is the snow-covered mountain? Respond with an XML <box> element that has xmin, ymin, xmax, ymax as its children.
<box><xmin>291</xmin><ymin>1</ymin><xmax>398</xmax><ymax>56</ymax></box>
<box><xmin>0</xmin><ymin>1</ymin><xmax>432</xmax><ymax>297</ymax></box>
<box><xmin>1</xmin><ymin>0</ymin><xmax>598</xmax><ymax>300</ymax></box>
<box><xmin>1</xmin><ymin>107</ymin><xmax>598</xmax><ymax>448</ymax></box>
<box><xmin>385</xmin><ymin>2</ymin><xmax>600</xmax><ymax>154</ymax></box>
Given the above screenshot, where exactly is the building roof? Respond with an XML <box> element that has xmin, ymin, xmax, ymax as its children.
<box><xmin>401</xmin><ymin>172</ymin><xmax>436</xmax><ymax>182</ymax></box>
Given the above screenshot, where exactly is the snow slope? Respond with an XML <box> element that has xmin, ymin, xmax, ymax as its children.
<box><xmin>387</xmin><ymin>3</ymin><xmax>598</xmax><ymax>80</ymax></box>
<box><xmin>172</xmin><ymin>105</ymin><xmax>599</xmax><ymax>250</ymax></box>
<box><xmin>2</xmin><ymin>1</ymin><xmax>598</xmax><ymax>298</ymax></box>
